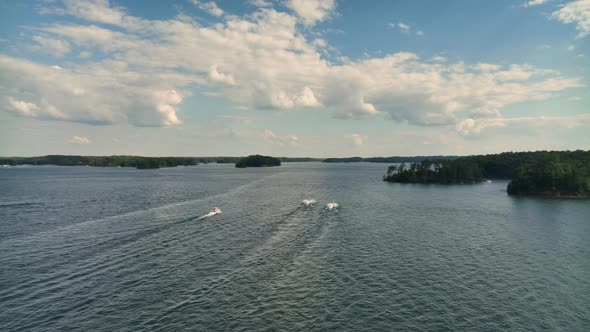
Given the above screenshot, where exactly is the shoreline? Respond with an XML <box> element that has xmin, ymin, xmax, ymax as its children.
<box><xmin>508</xmin><ymin>191</ymin><xmax>590</xmax><ymax>198</ymax></box>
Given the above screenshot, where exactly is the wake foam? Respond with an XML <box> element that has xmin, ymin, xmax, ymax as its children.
<box><xmin>302</xmin><ymin>199</ymin><xmax>317</xmax><ymax>206</ymax></box>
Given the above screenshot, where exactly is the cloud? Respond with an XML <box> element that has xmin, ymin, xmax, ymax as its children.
<box><xmin>7</xmin><ymin>97</ymin><xmax>67</xmax><ymax>119</ymax></box>
<box><xmin>0</xmin><ymin>55</ymin><xmax>197</xmax><ymax>126</ymax></box>
<box><xmin>0</xmin><ymin>0</ymin><xmax>583</xmax><ymax>129</ymax></box>
<box><xmin>249</xmin><ymin>0</ymin><xmax>273</xmax><ymax>7</ymax></box>
<box><xmin>69</xmin><ymin>135</ymin><xmax>91</xmax><ymax>144</ymax></box>
<box><xmin>390</xmin><ymin>21</ymin><xmax>423</xmax><ymax>36</ymax></box>
<box><xmin>351</xmin><ymin>133</ymin><xmax>367</xmax><ymax>146</ymax></box>
<box><xmin>285</xmin><ymin>0</ymin><xmax>336</xmax><ymax>26</ymax></box>
<box><xmin>208</xmin><ymin>64</ymin><xmax>236</xmax><ymax>85</ymax></box>
<box><xmin>191</xmin><ymin>1</ymin><xmax>224</xmax><ymax>17</ymax></box>
<box><xmin>456</xmin><ymin>114</ymin><xmax>590</xmax><ymax>136</ymax></box>
<box><xmin>430</xmin><ymin>56</ymin><xmax>447</xmax><ymax>62</ymax></box>
<box><xmin>522</xmin><ymin>0</ymin><xmax>549</xmax><ymax>7</ymax></box>
<box><xmin>8</xmin><ymin>98</ymin><xmax>40</xmax><ymax>116</ymax></box>
<box><xmin>398</xmin><ymin>22</ymin><xmax>410</xmax><ymax>32</ymax></box>
<box><xmin>552</xmin><ymin>0</ymin><xmax>590</xmax><ymax>38</ymax></box>
<box><xmin>42</xmin><ymin>0</ymin><xmax>128</xmax><ymax>26</ymax></box>
<box><xmin>31</xmin><ymin>35</ymin><xmax>70</xmax><ymax>56</ymax></box>
<box><xmin>263</xmin><ymin>129</ymin><xmax>299</xmax><ymax>145</ymax></box>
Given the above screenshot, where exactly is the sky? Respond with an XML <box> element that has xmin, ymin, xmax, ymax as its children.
<box><xmin>0</xmin><ymin>0</ymin><xmax>589</xmax><ymax>157</ymax></box>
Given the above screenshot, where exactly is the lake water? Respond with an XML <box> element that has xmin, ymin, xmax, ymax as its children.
<box><xmin>1</xmin><ymin>163</ymin><xmax>589</xmax><ymax>331</ymax></box>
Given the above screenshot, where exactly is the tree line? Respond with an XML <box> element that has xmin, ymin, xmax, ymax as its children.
<box><xmin>383</xmin><ymin>150</ymin><xmax>590</xmax><ymax>196</ymax></box>
<box><xmin>235</xmin><ymin>155</ymin><xmax>281</xmax><ymax>168</ymax></box>
<box><xmin>0</xmin><ymin>155</ymin><xmax>200</xmax><ymax>169</ymax></box>
<box><xmin>324</xmin><ymin>156</ymin><xmax>458</xmax><ymax>163</ymax></box>
<box><xmin>0</xmin><ymin>155</ymin><xmax>320</xmax><ymax>168</ymax></box>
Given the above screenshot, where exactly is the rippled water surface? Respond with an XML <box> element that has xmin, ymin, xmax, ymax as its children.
<box><xmin>1</xmin><ymin>163</ymin><xmax>589</xmax><ymax>331</ymax></box>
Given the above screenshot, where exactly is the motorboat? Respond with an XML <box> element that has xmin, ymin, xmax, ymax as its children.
<box><xmin>210</xmin><ymin>207</ymin><xmax>222</xmax><ymax>215</ymax></box>
<box><xmin>302</xmin><ymin>199</ymin><xmax>316</xmax><ymax>206</ymax></box>
<box><xmin>325</xmin><ymin>201</ymin><xmax>339</xmax><ymax>210</ymax></box>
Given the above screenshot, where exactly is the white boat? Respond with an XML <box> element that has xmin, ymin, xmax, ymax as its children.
<box><xmin>325</xmin><ymin>201</ymin><xmax>339</xmax><ymax>210</ymax></box>
<box><xmin>302</xmin><ymin>199</ymin><xmax>316</xmax><ymax>206</ymax></box>
<box><xmin>197</xmin><ymin>207</ymin><xmax>222</xmax><ymax>220</ymax></box>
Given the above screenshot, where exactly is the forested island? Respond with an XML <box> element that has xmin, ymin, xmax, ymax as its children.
<box><xmin>210</xmin><ymin>156</ymin><xmax>320</xmax><ymax>163</ymax></box>
<box><xmin>0</xmin><ymin>155</ymin><xmax>319</xmax><ymax>169</ymax></box>
<box><xmin>235</xmin><ymin>155</ymin><xmax>281</xmax><ymax>168</ymax></box>
<box><xmin>324</xmin><ymin>156</ymin><xmax>457</xmax><ymax>163</ymax></box>
<box><xmin>0</xmin><ymin>155</ymin><xmax>199</xmax><ymax>169</ymax></box>
<box><xmin>383</xmin><ymin>150</ymin><xmax>590</xmax><ymax>197</ymax></box>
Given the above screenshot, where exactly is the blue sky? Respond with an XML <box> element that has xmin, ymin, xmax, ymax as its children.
<box><xmin>0</xmin><ymin>0</ymin><xmax>588</xmax><ymax>157</ymax></box>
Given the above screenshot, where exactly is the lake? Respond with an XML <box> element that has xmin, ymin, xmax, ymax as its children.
<box><xmin>1</xmin><ymin>163</ymin><xmax>589</xmax><ymax>331</ymax></box>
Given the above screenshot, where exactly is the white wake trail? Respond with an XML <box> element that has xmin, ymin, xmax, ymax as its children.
<box><xmin>197</xmin><ymin>207</ymin><xmax>222</xmax><ymax>220</ymax></box>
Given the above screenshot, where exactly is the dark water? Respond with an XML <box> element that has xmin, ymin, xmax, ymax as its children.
<box><xmin>1</xmin><ymin>163</ymin><xmax>589</xmax><ymax>331</ymax></box>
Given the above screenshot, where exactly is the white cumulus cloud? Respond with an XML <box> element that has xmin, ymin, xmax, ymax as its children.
<box><xmin>286</xmin><ymin>0</ymin><xmax>336</xmax><ymax>26</ymax></box>
<box><xmin>0</xmin><ymin>0</ymin><xmax>583</xmax><ymax>129</ymax></box>
<box><xmin>0</xmin><ymin>55</ymin><xmax>196</xmax><ymax>126</ymax></box>
<box><xmin>191</xmin><ymin>1</ymin><xmax>224</xmax><ymax>17</ymax></box>
<box><xmin>249</xmin><ymin>0</ymin><xmax>272</xmax><ymax>8</ymax></box>
<box><xmin>8</xmin><ymin>98</ymin><xmax>40</xmax><ymax>116</ymax></box>
<box><xmin>208</xmin><ymin>65</ymin><xmax>236</xmax><ymax>85</ymax></box>
<box><xmin>522</xmin><ymin>0</ymin><xmax>549</xmax><ymax>7</ymax></box>
<box><xmin>552</xmin><ymin>0</ymin><xmax>590</xmax><ymax>38</ymax></box>
<box><xmin>32</xmin><ymin>35</ymin><xmax>70</xmax><ymax>56</ymax></box>
<box><xmin>398</xmin><ymin>22</ymin><xmax>410</xmax><ymax>32</ymax></box>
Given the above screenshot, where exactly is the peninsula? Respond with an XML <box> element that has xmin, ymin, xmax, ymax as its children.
<box><xmin>383</xmin><ymin>150</ymin><xmax>590</xmax><ymax>197</ymax></box>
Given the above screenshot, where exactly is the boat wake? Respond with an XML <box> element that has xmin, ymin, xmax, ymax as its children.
<box><xmin>302</xmin><ymin>199</ymin><xmax>317</xmax><ymax>206</ymax></box>
<box><xmin>325</xmin><ymin>201</ymin><xmax>339</xmax><ymax>210</ymax></box>
<box><xmin>197</xmin><ymin>207</ymin><xmax>222</xmax><ymax>220</ymax></box>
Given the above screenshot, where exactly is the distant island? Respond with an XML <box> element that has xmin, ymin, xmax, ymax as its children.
<box><xmin>235</xmin><ymin>155</ymin><xmax>281</xmax><ymax>168</ymax></box>
<box><xmin>3</xmin><ymin>152</ymin><xmax>589</xmax><ymax>196</ymax></box>
<box><xmin>383</xmin><ymin>150</ymin><xmax>590</xmax><ymax>197</ymax></box>
<box><xmin>0</xmin><ymin>155</ymin><xmax>320</xmax><ymax>169</ymax></box>
<box><xmin>0</xmin><ymin>155</ymin><xmax>199</xmax><ymax>169</ymax></box>
<box><xmin>324</xmin><ymin>156</ymin><xmax>458</xmax><ymax>163</ymax></box>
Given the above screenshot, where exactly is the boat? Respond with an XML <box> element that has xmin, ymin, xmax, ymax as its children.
<box><xmin>302</xmin><ymin>199</ymin><xmax>316</xmax><ymax>206</ymax></box>
<box><xmin>210</xmin><ymin>207</ymin><xmax>222</xmax><ymax>215</ymax></box>
<box><xmin>325</xmin><ymin>201</ymin><xmax>339</xmax><ymax>210</ymax></box>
